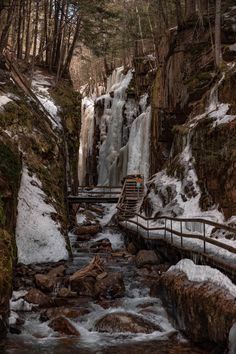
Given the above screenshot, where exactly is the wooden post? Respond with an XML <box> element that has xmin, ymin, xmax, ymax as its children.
<box><xmin>180</xmin><ymin>220</ymin><xmax>183</xmax><ymax>248</ymax></box>
<box><xmin>147</xmin><ymin>218</ymin><xmax>149</xmax><ymax>239</ymax></box>
<box><xmin>171</xmin><ymin>219</ymin><xmax>173</xmax><ymax>244</ymax></box>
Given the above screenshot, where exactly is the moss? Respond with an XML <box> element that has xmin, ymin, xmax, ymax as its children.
<box><xmin>0</xmin><ymin>143</ymin><xmax>21</xmax><ymax>188</ymax></box>
<box><xmin>0</xmin><ymin>196</ymin><xmax>6</xmax><ymax>226</ymax></box>
<box><xmin>0</xmin><ymin>229</ymin><xmax>14</xmax><ymax>301</ymax></box>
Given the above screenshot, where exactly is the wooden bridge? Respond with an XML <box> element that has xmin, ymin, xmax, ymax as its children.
<box><xmin>67</xmin><ymin>186</ymin><xmax>122</xmax><ymax>204</ymax></box>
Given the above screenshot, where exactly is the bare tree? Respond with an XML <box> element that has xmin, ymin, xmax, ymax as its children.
<box><xmin>215</xmin><ymin>0</ymin><xmax>222</xmax><ymax>68</ymax></box>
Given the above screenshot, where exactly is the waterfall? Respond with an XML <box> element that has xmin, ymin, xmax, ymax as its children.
<box><xmin>97</xmin><ymin>67</ymin><xmax>133</xmax><ymax>185</ymax></box>
<box><xmin>78</xmin><ymin>67</ymin><xmax>152</xmax><ymax>186</ymax></box>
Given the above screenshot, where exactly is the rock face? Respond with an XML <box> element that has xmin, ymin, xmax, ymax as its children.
<box><xmin>135</xmin><ymin>250</ymin><xmax>161</xmax><ymax>268</ymax></box>
<box><xmin>159</xmin><ymin>270</ymin><xmax>236</xmax><ymax>348</ymax></box>
<box><xmin>49</xmin><ymin>316</ymin><xmax>80</xmax><ymax>336</ymax></box>
<box><xmin>95</xmin><ymin>312</ymin><xmax>161</xmax><ymax>334</ymax></box>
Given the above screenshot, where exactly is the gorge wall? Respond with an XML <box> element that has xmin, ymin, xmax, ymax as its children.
<box><xmin>0</xmin><ymin>63</ymin><xmax>80</xmax><ymax>335</ymax></box>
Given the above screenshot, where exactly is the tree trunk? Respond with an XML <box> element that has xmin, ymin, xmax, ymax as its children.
<box><xmin>215</xmin><ymin>0</ymin><xmax>222</xmax><ymax>68</ymax></box>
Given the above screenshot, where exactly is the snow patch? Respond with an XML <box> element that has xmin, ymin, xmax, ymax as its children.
<box><xmin>0</xmin><ymin>94</ymin><xmax>12</xmax><ymax>110</ymax></box>
<box><xmin>169</xmin><ymin>259</ymin><xmax>236</xmax><ymax>297</ymax></box>
<box><xmin>31</xmin><ymin>71</ymin><xmax>61</xmax><ymax>129</ymax></box>
<box><xmin>16</xmin><ymin>166</ymin><xmax>68</xmax><ymax>264</ymax></box>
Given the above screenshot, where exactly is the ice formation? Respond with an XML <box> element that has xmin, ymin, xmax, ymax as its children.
<box><xmin>16</xmin><ymin>166</ymin><xmax>68</xmax><ymax>264</ymax></box>
<box><xmin>79</xmin><ymin>97</ymin><xmax>95</xmax><ymax>184</ymax></box>
<box><xmin>78</xmin><ymin>66</ymin><xmax>151</xmax><ymax>186</ymax></box>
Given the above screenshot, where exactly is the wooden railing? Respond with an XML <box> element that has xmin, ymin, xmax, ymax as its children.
<box><xmin>117</xmin><ymin>206</ymin><xmax>236</xmax><ymax>277</ymax></box>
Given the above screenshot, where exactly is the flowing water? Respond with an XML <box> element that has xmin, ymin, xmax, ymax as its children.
<box><xmin>2</xmin><ymin>206</ymin><xmax>209</xmax><ymax>354</ymax></box>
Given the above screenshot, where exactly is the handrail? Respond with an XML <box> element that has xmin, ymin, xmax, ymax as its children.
<box><xmin>116</xmin><ymin>206</ymin><xmax>236</xmax><ymax>263</ymax></box>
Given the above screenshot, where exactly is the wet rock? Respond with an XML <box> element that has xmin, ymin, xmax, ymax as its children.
<box><xmin>57</xmin><ymin>287</ymin><xmax>77</xmax><ymax>298</ymax></box>
<box><xmin>40</xmin><ymin>307</ymin><xmax>88</xmax><ymax>322</ymax></box>
<box><xmin>9</xmin><ymin>325</ymin><xmax>21</xmax><ymax>335</ymax></box>
<box><xmin>49</xmin><ymin>316</ymin><xmax>80</xmax><ymax>336</ymax></box>
<box><xmin>35</xmin><ymin>274</ymin><xmax>56</xmax><ymax>293</ymax></box>
<box><xmin>47</xmin><ymin>265</ymin><xmax>66</xmax><ymax>278</ymax></box>
<box><xmin>74</xmin><ymin>224</ymin><xmax>101</xmax><ymax>236</ymax></box>
<box><xmin>94</xmin><ymin>272</ymin><xmax>125</xmax><ymax>299</ymax></box>
<box><xmin>24</xmin><ymin>288</ymin><xmax>52</xmax><ymax>307</ymax></box>
<box><xmin>135</xmin><ymin>250</ymin><xmax>162</xmax><ymax>268</ymax></box>
<box><xmin>90</xmin><ymin>238</ymin><xmax>113</xmax><ymax>253</ymax></box>
<box><xmin>77</xmin><ymin>234</ymin><xmax>92</xmax><ymax>242</ymax></box>
<box><xmin>95</xmin><ymin>312</ymin><xmax>161</xmax><ymax>334</ymax></box>
<box><xmin>127</xmin><ymin>242</ymin><xmax>137</xmax><ymax>255</ymax></box>
<box><xmin>71</xmin><ymin>276</ymin><xmax>95</xmax><ymax>297</ymax></box>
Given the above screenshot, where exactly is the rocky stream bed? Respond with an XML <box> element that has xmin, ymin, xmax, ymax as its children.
<box><xmin>0</xmin><ymin>205</ymin><xmax>217</xmax><ymax>353</ymax></box>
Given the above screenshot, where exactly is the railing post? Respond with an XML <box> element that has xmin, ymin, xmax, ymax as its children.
<box><xmin>171</xmin><ymin>219</ymin><xmax>173</xmax><ymax>244</ymax></box>
<box><xmin>180</xmin><ymin>220</ymin><xmax>183</xmax><ymax>248</ymax></box>
<box><xmin>203</xmin><ymin>221</ymin><xmax>206</xmax><ymax>253</ymax></box>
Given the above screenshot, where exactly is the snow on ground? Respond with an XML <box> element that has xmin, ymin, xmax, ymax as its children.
<box><xmin>0</xmin><ymin>94</ymin><xmax>12</xmax><ymax>111</ymax></box>
<box><xmin>16</xmin><ymin>166</ymin><xmax>68</xmax><ymax>264</ymax></box>
<box><xmin>31</xmin><ymin>71</ymin><xmax>61</xmax><ymax>129</ymax></box>
<box><xmin>168</xmin><ymin>259</ymin><xmax>236</xmax><ymax>297</ymax></box>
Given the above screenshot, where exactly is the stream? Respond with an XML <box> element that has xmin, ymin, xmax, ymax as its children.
<box><xmin>2</xmin><ymin>204</ymin><xmax>209</xmax><ymax>354</ymax></box>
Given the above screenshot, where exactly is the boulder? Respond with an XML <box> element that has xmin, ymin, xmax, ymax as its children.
<box><xmin>95</xmin><ymin>312</ymin><xmax>161</xmax><ymax>334</ymax></box>
<box><xmin>71</xmin><ymin>276</ymin><xmax>95</xmax><ymax>297</ymax></box>
<box><xmin>24</xmin><ymin>288</ymin><xmax>52</xmax><ymax>307</ymax></box>
<box><xmin>94</xmin><ymin>272</ymin><xmax>125</xmax><ymax>299</ymax></box>
<box><xmin>35</xmin><ymin>274</ymin><xmax>56</xmax><ymax>293</ymax></box>
<box><xmin>135</xmin><ymin>250</ymin><xmax>162</xmax><ymax>268</ymax></box>
<box><xmin>49</xmin><ymin>316</ymin><xmax>80</xmax><ymax>336</ymax></box>
<box><xmin>74</xmin><ymin>224</ymin><xmax>101</xmax><ymax>236</ymax></box>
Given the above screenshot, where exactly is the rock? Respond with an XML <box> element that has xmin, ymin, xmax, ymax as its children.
<box><xmin>90</xmin><ymin>238</ymin><xmax>113</xmax><ymax>253</ymax></box>
<box><xmin>35</xmin><ymin>274</ymin><xmax>56</xmax><ymax>293</ymax></box>
<box><xmin>94</xmin><ymin>272</ymin><xmax>125</xmax><ymax>299</ymax></box>
<box><xmin>48</xmin><ymin>265</ymin><xmax>66</xmax><ymax>278</ymax></box>
<box><xmin>40</xmin><ymin>307</ymin><xmax>88</xmax><ymax>322</ymax></box>
<box><xmin>127</xmin><ymin>242</ymin><xmax>137</xmax><ymax>255</ymax></box>
<box><xmin>24</xmin><ymin>289</ymin><xmax>52</xmax><ymax>307</ymax></box>
<box><xmin>159</xmin><ymin>270</ymin><xmax>236</xmax><ymax>346</ymax></box>
<box><xmin>74</xmin><ymin>224</ymin><xmax>101</xmax><ymax>236</ymax></box>
<box><xmin>77</xmin><ymin>235</ymin><xmax>92</xmax><ymax>242</ymax></box>
<box><xmin>9</xmin><ymin>326</ymin><xmax>21</xmax><ymax>335</ymax></box>
<box><xmin>49</xmin><ymin>316</ymin><xmax>80</xmax><ymax>336</ymax></box>
<box><xmin>95</xmin><ymin>312</ymin><xmax>161</xmax><ymax>334</ymax></box>
<box><xmin>71</xmin><ymin>276</ymin><xmax>95</xmax><ymax>297</ymax></box>
<box><xmin>135</xmin><ymin>250</ymin><xmax>162</xmax><ymax>268</ymax></box>
<box><xmin>57</xmin><ymin>287</ymin><xmax>77</xmax><ymax>298</ymax></box>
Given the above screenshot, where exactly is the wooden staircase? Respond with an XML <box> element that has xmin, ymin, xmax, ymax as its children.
<box><xmin>117</xmin><ymin>176</ymin><xmax>144</xmax><ymax>219</ymax></box>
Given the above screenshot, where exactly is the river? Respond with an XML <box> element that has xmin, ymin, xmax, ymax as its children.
<box><xmin>2</xmin><ymin>205</ymin><xmax>209</xmax><ymax>354</ymax></box>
